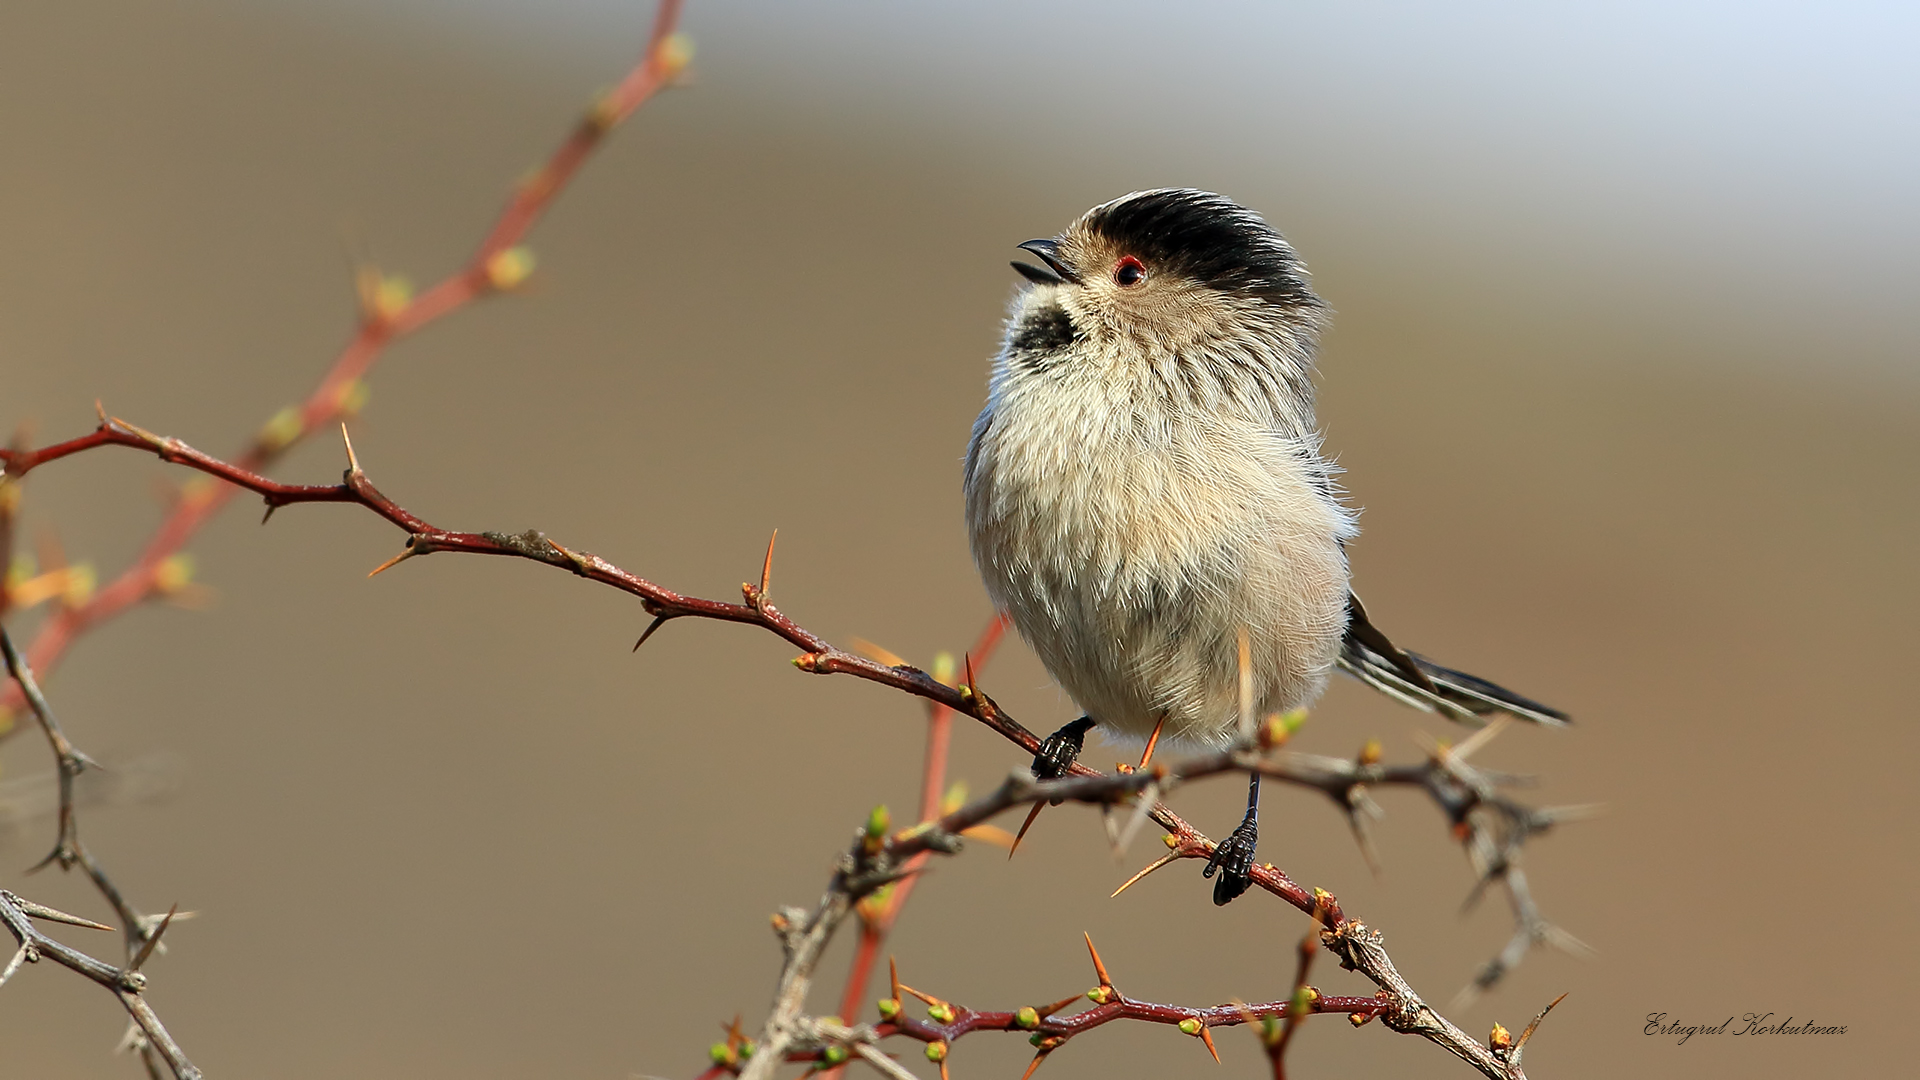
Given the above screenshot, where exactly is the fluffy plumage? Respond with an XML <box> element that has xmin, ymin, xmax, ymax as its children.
<box><xmin>966</xmin><ymin>189</ymin><xmax>1564</xmax><ymax>753</ymax></box>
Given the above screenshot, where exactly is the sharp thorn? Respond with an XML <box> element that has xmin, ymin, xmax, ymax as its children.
<box><xmin>1038</xmin><ymin>993</ymin><xmax>1081</xmax><ymax>1018</ymax></box>
<box><xmin>758</xmin><ymin>529</ymin><xmax>777</xmax><ymax>602</ymax></box>
<box><xmin>1100</xmin><ymin>804</ymin><xmax>1121</xmax><ymax>857</ymax></box>
<box><xmin>1544</xmin><ymin>924</ymin><xmax>1594</xmax><ymax>957</ymax></box>
<box><xmin>339</xmin><ymin>423</ymin><xmax>360</xmax><ymax>473</ymax></box>
<box><xmin>848</xmin><ymin>637</ymin><xmax>909</xmax><ymax>669</ymax></box>
<box><xmin>896</xmin><ymin>982</ymin><xmax>945</xmax><ymax>1009</ymax></box>
<box><xmin>1514</xmin><ymin>991</ymin><xmax>1569</xmax><ymax>1057</ymax></box>
<box><xmin>127</xmin><ymin>904</ymin><xmax>177</xmax><ymax>973</ymax></box>
<box><xmin>1010</xmin><ymin>802</ymin><xmax>1046</xmax><ymax>858</ymax></box>
<box><xmin>963</xmin><ymin>651</ymin><xmax>978</xmax><ymax>700</ymax></box>
<box><xmin>1447</xmin><ymin>715</ymin><xmax>1511</xmax><ymax>763</ymax></box>
<box><xmin>94</xmin><ymin>399</ymin><xmax>108</xmax><ymax>424</ymax></box>
<box><xmin>889</xmin><ymin>956</ymin><xmax>901</xmax><ymax>1003</ymax></box>
<box><xmin>13</xmin><ymin>898</ymin><xmax>114</xmax><ymax>931</ymax></box>
<box><xmin>1018</xmin><ymin>1050</ymin><xmax>1052</xmax><ymax>1080</ymax></box>
<box><xmin>0</xmin><ymin>944</ymin><xmax>30</xmax><ymax>991</ymax></box>
<box><xmin>1083</xmin><ymin>931</ymin><xmax>1112</xmax><ymax>989</ymax></box>
<box><xmin>1199</xmin><ymin>1024</ymin><xmax>1220</xmax><ymax>1063</ymax></box>
<box><xmin>1114</xmin><ymin>781</ymin><xmax>1157</xmax><ymax>855</ymax></box>
<box><xmin>366</xmin><ymin>548</ymin><xmax>413</xmax><ymax>578</ymax></box>
<box><xmin>260</xmin><ymin>503</ymin><xmax>278</xmax><ymax>525</ymax></box>
<box><xmin>1110</xmin><ymin>852</ymin><xmax>1180</xmax><ymax>898</ymax></box>
<box><xmin>632</xmin><ymin>614</ymin><xmax>673</xmax><ymax>652</ymax></box>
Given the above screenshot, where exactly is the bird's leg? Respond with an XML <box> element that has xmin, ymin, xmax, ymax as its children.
<box><xmin>1009</xmin><ymin>716</ymin><xmax>1099</xmax><ymax>857</ymax></box>
<box><xmin>1203</xmin><ymin>771</ymin><xmax>1261</xmax><ymax>905</ymax></box>
<box><xmin>1129</xmin><ymin>715</ymin><xmax>1167</xmax><ymax>773</ymax></box>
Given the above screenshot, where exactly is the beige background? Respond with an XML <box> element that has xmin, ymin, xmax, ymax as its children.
<box><xmin>2</xmin><ymin>2</ymin><xmax>1915</xmax><ymax>1078</ymax></box>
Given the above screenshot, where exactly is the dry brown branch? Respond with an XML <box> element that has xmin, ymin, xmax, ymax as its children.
<box><xmin>0</xmin><ymin>888</ymin><xmax>197</xmax><ymax>1079</ymax></box>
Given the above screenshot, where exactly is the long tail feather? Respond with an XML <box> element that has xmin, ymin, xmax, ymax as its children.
<box><xmin>1340</xmin><ymin>593</ymin><xmax>1569</xmax><ymax>727</ymax></box>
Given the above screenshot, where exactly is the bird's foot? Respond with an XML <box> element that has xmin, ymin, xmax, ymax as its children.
<box><xmin>1203</xmin><ymin>817</ymin><xmax>1258</xmax><ymax>906</ymax></box>
<box><xmin>1011</xmin><ymin>717</ymin><xmax>1100</xmax><ymax>858</ymax></box>
<box><xmin>1032</xmin><ymin>716</ymin><xmax>1097</xmax><ymax>781</ymax></box>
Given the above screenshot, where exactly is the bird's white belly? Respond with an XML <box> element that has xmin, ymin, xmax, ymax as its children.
<box><xmin>967</xmin><ymin>389</ymin><xmax>1351</xmax><ymax>747</ymax></box>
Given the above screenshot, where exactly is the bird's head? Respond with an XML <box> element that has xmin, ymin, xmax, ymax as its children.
<box><xmin>1007</xmin><ymin>189</ymin><xmax>1326</xmax><ymax>361</ymax></box>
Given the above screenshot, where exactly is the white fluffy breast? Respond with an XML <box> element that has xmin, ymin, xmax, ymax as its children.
<box><xmin>966</xmin><ymin>335</ymin><xmax>1355</xmax><ymax>746</ymax></box>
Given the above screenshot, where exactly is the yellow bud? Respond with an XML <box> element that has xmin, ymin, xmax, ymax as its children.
<box><xmin>657</xmin><ymin>32</ymin><xmax>695</xmax><ymax>78</ymax></box>
<box><xmin>336</xmin><ymin>379</ymin><xmax>371</xmax><ymax>418</ymax></box>
<box><xmin>180</xmin><ymin>476</ymin><xmax>217</xmax><ymax>507</ymax></box>
<box><xmin>1358</xmin><ymin>738</ymin><xmax>1383</xmax><ymax>766</ymax></box>
<box><xmin>374</xmin><ymin>274</ymin><xmax>413</xmax><ymax>320</ymax></box>
<box><xmin>257</xmin><ymin>406</ymin><xmax>303</xmax><ymax>454</ymax></box>
<box><xmin>62</xmin><ymin>563</ymin><xmax>96</xmax><ymax>608</ymax></box>
<box><xmin>924</xmin><ymin>1041</ymin><xmax>948</xmax><ymax>1063</ymax></box>
<box><xmin>153</xmin><ymin>554</ymin><xmax>194</xmax><ymax>595</ymax></box>
<box><xmin>1490</xmin><ymin>1021</ymin><xmax>1512</xmax><ymax>1049</ymax></box>
<box><xmin>483</xmin><ymin>246</ymin><xmax>536</xmax><ymax>291</ymax></box>
<box><xmin>941</xmin><ymin>780</ymin><xmax>968</xmax><ymax>815</ymax></box>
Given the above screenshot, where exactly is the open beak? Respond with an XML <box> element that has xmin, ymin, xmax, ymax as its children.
<box><xmin>1011</xmin><ymin>238</ymin><xmax>1080</xmax><ymax>286</ymax></box>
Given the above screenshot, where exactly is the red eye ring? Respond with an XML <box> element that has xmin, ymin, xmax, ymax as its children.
<box><xmin>1114</xmin><ymin>256</ymin><xmax>1147</xmax><ymax>287</ymax></box>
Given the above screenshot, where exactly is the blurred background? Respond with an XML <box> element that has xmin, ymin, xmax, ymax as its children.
<box><xmin>2</xmin><ymin>1</ymin><xmax>1914</xmax><ymax>1077</ymax></box>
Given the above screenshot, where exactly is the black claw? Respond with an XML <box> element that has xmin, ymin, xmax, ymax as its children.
<box><xmin>1204</xmin><ymin>772</ymin><xmax>1263</xmax><ymax>905</ymax></box>
<box><xmin>1203</xmin><ymin>819</ymin><xmax>1258</xmax><ymax>905</ymax></box>
<box><xmin>1032</xmin><ymin>716</ymin><xmax>1097</xmax><ymax>782</ymax></box>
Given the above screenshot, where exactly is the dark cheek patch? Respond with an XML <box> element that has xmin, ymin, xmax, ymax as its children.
<box><xmin>1010</xmin><ymin>303</ymin><xmax>1080</xmax><ymax>370</ymax></box>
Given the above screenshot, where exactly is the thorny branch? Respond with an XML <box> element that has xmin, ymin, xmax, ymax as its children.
<box><xmin>0</xmin><ymin>0</ymin><xmax>1581</xmax><ymax>1071</ymax></box>
<box><xmin>0</xmin><ymin>414</ymin><xmax>1579</xmax><ymax>1076</ymax></box>
<box><xmin>0</xmin><ymin>0</ymin><xmax>691</xmax><ymax>727</ymax></box>
<box><xmin>1</xmin><ymin>629</ymin><xmax>196</xmax><ymax>1078</ymax></box>
<box><xmin>0</xmin><ymin>889</ymin><xmax>197</xmax><ymax>1080</ymax></box>
<box><xmin>0</xmin><ymin>5</ymin><xmax>692</xmax><ymax>1075</ymax></box>
<box><xmin>719</xmin><ymin>742</ymin><xmax>1568</xmax><ymax>1080</ymax></box>
<box><xmin>819</xmin><ymin>617</ymin><xmax>1013</xmax><ymax>1080</ymax></box>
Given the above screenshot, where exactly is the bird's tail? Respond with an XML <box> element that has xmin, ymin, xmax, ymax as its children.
<box><xmin>1338</xmin><ymin>593</ymin><xmax>1570</xmax><ymax>727</ymax></box>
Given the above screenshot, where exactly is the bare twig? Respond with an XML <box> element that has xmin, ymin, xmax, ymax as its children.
<box><xmin>0</xmin><ymin>890</ymin><xmax>199</xmax><ymax>1079</ymax></box>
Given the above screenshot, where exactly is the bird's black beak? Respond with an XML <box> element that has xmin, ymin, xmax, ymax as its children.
<box><xmin>1011</xmin><ymin>238</ymin><xmax>1080</xmax><ymax>286</ymax></box>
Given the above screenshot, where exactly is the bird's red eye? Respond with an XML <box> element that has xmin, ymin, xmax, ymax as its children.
<box><xmin>1114</xmin><ymin>256</ymin><xmax>1147</xmax><ymax>287</ymax></box>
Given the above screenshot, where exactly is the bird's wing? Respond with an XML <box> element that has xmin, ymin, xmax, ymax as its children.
<box><xmin>1337</xmin><ymin>592</ymin><xmax>1570</xmax><ymax>727</ymax></box>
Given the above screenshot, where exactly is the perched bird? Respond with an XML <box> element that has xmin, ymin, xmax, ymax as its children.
<box><xmin>964</xmin><ymin>189</ymin><xmax>1567</xmax><ymax>904</ymax></box>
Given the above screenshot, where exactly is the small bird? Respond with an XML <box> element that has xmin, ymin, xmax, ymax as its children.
<box><xmin>964</xmin><ymin>189</ymin><xmax>1567</xmax><ymax>904</ymax></box>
